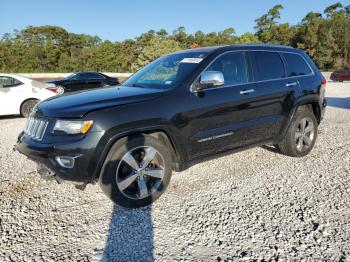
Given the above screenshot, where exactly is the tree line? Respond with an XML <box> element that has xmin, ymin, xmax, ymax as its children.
<box><xmin>0</xmin><ymin>2</ymin><xmax>349</xmax><ymax>73</ymax></box>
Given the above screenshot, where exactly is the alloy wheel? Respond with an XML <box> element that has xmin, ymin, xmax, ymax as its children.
<box><xmin>116</xmin><ymin>146</ymin><xmax>165</xmax><ymax>200</ymax></box>
<box><xmin>295</xmin><ymin>117</ymin><xmax>315</xmax><ymax>152</ymax></box>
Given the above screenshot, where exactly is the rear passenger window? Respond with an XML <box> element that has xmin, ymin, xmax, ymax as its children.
<box><xmin>252</xmin><ymin>51</ymin><xmax>285</xmax><ymax>81</ymax></box>
<box><xmin>206</xmin><ymin>52</ymin><xmax>249</xmax><ymax>86</ymax></box>
<box><xmin>283</xmin><ymin>53</ymin><xmax>311</xmax><ymax>77</ymax></box>
<box><xmin>0</xmin><ymin>76</ymin><xmax>22</xmax><ymax>88</ymax></box>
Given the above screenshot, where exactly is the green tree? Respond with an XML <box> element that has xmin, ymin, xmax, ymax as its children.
<box><xmin>254</xmin><ymin>4</ymin><xmax>284</xmax><ymax>42</ymax></box>
<box><xmin>236</xmin><ymin>33</ymin><xmax>260</xmax><ymax>43</ymax></box>
<box><xmin>131</xmin><ymin>38</ymin><xmax>181</xmax><ymax>71</ymax></box>
<box><xmin>0</xmin><ymin>3</ymin><xmax>349</xmax><ymax>73</ymax></box>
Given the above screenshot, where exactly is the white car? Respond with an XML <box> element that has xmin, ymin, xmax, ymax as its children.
<box><xmin>0</xmin><ymin>74</ymin><xmax>57</xmax><ymax>117</ymax></box>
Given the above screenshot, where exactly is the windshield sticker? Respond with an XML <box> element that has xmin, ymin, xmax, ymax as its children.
<box><xmin>180</xmin><ymin>58</ymin><xmax>203</xmax><ymax>64</ymax></box>
<box><xmin>165</xmin><ymin>81</ymin><xmax>173</xmax><ymax>85</ymax></box>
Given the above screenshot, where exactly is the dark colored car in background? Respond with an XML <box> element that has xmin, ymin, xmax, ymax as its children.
<box><xmin>330</xmin><ymin>70</ymin><xmax>350</xmax><ymax>82</ymax></box>
<box><xmin>16</xmin><ymin>44</ymin><xmax>326</xmax><ymax>208</ymax></box>
<box><xmin>47</xmin><ymin>72</ymin><xmax>119</xmax><ymax>93</ymax></box>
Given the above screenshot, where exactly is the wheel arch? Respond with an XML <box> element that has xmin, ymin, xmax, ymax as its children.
<box><xmin>19</xmin><ymin>98</ymin><xmax>40</xmax><ymax>115</ymax></box>
<box><xmin>281</xmin><ymin>96</ymin><xmax>322</xmax><ymax>138</ymax></box>
<box><xmin>91</xmin><ymin>127</ymin><xmax>184</xmax><ymax>183</ymax></box>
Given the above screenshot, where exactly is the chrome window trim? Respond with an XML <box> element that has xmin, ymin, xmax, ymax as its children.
<box><xmin>190</xmin><ymin>49</ymin><xmax>315</xmax><ymax>93</ymax></box>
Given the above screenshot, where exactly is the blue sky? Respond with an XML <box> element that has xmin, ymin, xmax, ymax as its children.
<box><xmin>1</xmin><ymin>0</ymin><xmax>348</xmax><ymax>41</ymax></box>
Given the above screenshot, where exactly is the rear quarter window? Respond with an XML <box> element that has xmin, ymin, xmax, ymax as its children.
<box><xmin>252</xmin><ymin>51</ymin><xmax>285</xmax><ymax>81</ymax></box>
<box><xmin>87</xmin><ymin>73</ymin><xmax>105</xmax><ymax>79</ymax></box>
<box><xmin>283</xmin><ymin>53</ymin><xmax>312</xmax><ymax>77</ymax></box>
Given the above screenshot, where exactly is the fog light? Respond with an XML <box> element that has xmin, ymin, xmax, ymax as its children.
<box><xmin>55</xmin><ymin>156</ymin><xmax>75</xmax><ymax>169</ymax></box>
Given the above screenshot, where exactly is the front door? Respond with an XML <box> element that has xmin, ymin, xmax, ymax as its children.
<box><xmin>184</xmin><ymin>50</ymin><xmax>294</xmax><ymax>161</ymax></box>
<box><xmin>184</xmin><ymin>51</ymin><xmax>258</xmax><ymax>159</ymax></box>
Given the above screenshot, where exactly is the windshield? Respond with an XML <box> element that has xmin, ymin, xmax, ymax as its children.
<box><xmin>124</xmin><ymin>51</ymin><xmax>209</xmax><ymax>88</ymax></box>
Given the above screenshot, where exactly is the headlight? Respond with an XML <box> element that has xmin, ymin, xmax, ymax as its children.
<box><xmin>53</xmin><ymin>120</ymin><xmax>93</xmax><ymax>134</ymax></box>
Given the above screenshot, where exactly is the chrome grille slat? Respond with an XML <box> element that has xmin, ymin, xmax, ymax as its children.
<box><xmin>26</xmin><ymin>118</ymin><xmax>34</xmax><ymax>135</ymax></box>
<box><xmin>32</xmin><ymin>120</ymin><xmax>39</xmax><ymax>137</ymax></box>
<box><xmin>35</xmin><ymin>121</ymin><xmax>44</xmax><ymax>139</ymax></box>
<box><xmin>29</xmin><ymin>119</ymin><xmax>36</xmax><ymax>136</ymax></box>
<box><xmin>23</xmin><ymin>117</ymin><xmax>48</xmax><ymax>141</ymax></box>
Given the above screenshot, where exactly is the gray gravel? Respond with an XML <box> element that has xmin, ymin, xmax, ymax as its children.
<box><xmin>1</xmin><ymin>82</ymin><xmax>349</xmax><ymax>261</ymax></box>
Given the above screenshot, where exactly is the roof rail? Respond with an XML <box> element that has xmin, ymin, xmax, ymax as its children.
<box><xmin>231</xmin><ymin>43</ymin><xmax>294</xmax><ymax>49</ymax></box>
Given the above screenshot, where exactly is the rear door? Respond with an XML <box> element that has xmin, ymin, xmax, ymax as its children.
<box><xmin>67</xmin><ymin>73</ymin><xmax>88</xmax><ymax>92</ymax></box>
<box><xmin>281</xmin><ymin>52</ymin><xmax>314</xmax><ymax>93</ymax></box>
<box><xmin>0</xmin><ymin>76</ymin><xmax>25</xmax><ymax>115</ymax></box>
<box><xmin>249</xmin><ymin>51</ymin><xmax>299</xmax><ymax>141</ymax></box>
<box><xmin>86</xmin><ymin>73</ymin><xmax>106</xmax><ymax>89</ymax></box>
<box><xmin>345</xmin><ymin>70</ymin><xmax>350</xmax><ymax>81</ymax></box>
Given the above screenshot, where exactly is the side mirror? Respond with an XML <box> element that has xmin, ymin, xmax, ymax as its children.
<box><xmin>200</xmin><ymin>71</ymin><xmax>224</xmax><ymax>88</ymax></box>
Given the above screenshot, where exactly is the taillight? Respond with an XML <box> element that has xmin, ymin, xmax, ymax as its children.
<box><xmin>321</xmin><ymin>77</ymin><xmax>326</xmax><ymax>88</ymax></box>
<box><xmin>46</xmin><ymin>87</ymin><xmax>58</xmax><ymax>93</ymax></box>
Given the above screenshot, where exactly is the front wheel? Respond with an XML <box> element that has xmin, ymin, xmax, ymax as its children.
<box><xmin>278</xmin><ymin>109</ymin><xmax>318</xmax><ymax>157</ymax></box>
<box><xmin>99</xmin><ymin>135</ymin><xmax>172</xmax><ymax>208</ymax></box>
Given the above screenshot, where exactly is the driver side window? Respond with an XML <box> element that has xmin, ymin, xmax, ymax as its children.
<box><xmin>205</xmin><ymin>52</ymin><xmax>249</xmax><ymax>86</ymax></box>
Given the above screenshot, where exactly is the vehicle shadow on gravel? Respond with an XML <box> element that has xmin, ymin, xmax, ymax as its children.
<box><xmin>101</xmin><ymin>135</ymin><xmax>154</xmax><ymax>261</ymax></box>
<box><xmin>326</xmin><ymin>97</ymin><xmax>350</xmax><ymax>109</ymax></box>
<box><xmin>0</xmin><ymin>115</ymin><xmax>22</xmax><ymax>120</ymax></box>
<box><xmin>102</xmin><ymin>205</ymin><xmax>154</xmax><ymax>261</ymax></box>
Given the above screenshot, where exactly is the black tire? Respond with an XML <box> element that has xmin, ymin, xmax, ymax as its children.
<box><xmin>99</xmin><ymin>135</ymin><xmax>172</xmax><ymax>208</ymax></box>
<box><xmin>278</xmin><ymin>108</ymin><xmax>318</xmax><ymax>157</ymax></box>
<box><xmin>20</xmin><ymin>99</ymin><xmax>39</xmax><ymax>118</ymax></box>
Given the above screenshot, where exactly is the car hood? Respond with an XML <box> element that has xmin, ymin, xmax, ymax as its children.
<box><xmin>36</xmin><ymin>85</ymin><xmax>167</xmax><ymax>118</ymax></box>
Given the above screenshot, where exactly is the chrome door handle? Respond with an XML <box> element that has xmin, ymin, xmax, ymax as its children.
<box><xmin>286</xmin><ymin>82</ymin><xmax>298</xmax><ymax>87</ymax></box>
<box><xmin>240</xmin><ymin>89</ymin><xmax>255</xmax><ymax>95</ymax></box>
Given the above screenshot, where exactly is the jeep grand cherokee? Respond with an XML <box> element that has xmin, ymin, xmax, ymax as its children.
<box><xmin>16</xmin><ymin>44</ymin><xmax>327</xmax><ymax>208</ymax></box>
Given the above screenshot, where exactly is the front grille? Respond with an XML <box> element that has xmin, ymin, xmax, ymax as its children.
<box><xmin>23</xmin><ymin>117</ymin><xmax>49</xmax><ymax>141</ymax></box>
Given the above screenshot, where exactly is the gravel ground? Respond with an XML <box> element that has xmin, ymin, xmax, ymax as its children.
<box><xmin>0</xmin><ymin>82</ymin><xmax>349</xmax><ymax>261</ymax></box>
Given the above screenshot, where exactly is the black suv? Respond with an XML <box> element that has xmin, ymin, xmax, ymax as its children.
<box><xmin>16</xmin><ymin>44</ymin><xmax>327</xmax><ymax>208</ymax></box>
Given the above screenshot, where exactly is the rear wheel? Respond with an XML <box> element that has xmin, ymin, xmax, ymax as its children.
<box><xmin>278</xmin><ymin>108</ymin><xmax>318</xmax><ymax>157</ymax></box>
<box><xmin>99</xmin><ymin>135</ymin><xmax>172</xmax><ymax>208</ymax></box>
<box><xmin>20</xmin><ymin>99</ymin><xmax>39</xmax><ymax>118</ymax></box>
<box><xmin>56</xmin><ymin>86</ymin><xmax>65</xmax><ymax>95</ymax></box>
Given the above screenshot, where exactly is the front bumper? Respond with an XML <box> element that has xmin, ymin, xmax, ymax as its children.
<box><xmin>15</xmin><ymin>131</ymin><xmax>104</xmax><ymax>183</ymax></box>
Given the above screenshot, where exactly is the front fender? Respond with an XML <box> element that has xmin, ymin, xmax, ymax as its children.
<box><xmin>89</xmin><ymin>125</ymin><xmax>185</xmax><ymax>182</ymax></box>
